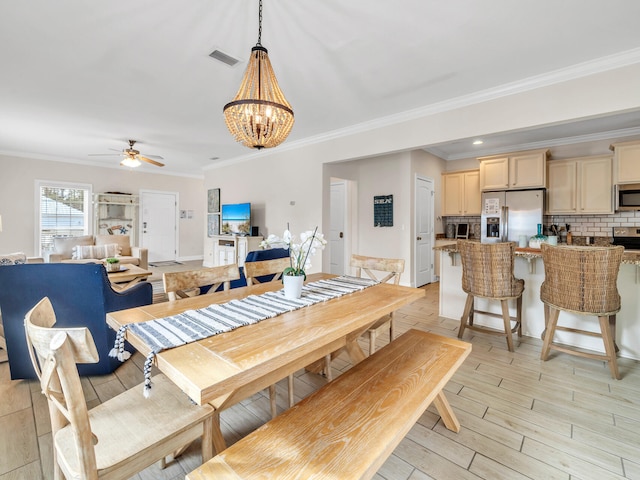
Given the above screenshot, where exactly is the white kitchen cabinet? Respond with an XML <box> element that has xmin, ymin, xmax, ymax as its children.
<box><xmin>546</xmin><ymin>155</ymin><xmax>612</xmax><ymax>214</ymax></box>
<box><xmin>479</xmin><ymin>149</ymin><xmax>549</xmax><ymax>191</ymax></box>
<box><xmin>610</xmin><ymin>140</ymin><xmax>640</xmax><ymax>184</ymax></box>
<box><xmin>441</xmin><ymin>170</ymin><xmax>481</xmax><ymax>216</ymax></box>
<box><xmin>211</xmin><ymin>235</ymin><xmax>263</xmax><ymax>267</ymax></box>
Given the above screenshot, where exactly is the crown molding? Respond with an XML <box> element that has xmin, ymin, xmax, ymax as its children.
<box><xmin>234</xmin><ymin>47</ymin><xmax>640</xmax><ymax>161</ymax></box>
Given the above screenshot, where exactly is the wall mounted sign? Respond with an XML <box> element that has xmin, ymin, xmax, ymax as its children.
<box><xmin>374</xmin><ymin>194</ymin><xmax>393</xmax><ymax>227</ymax></box>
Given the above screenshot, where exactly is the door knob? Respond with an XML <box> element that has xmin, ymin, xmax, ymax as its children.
<box><xmin>339</xmin><ymin>232</ymin><xmax>344</xmax><ymax>238</ymax></box>
<box><xmin>417</xmin><ymin>236</ymin><xmax>422</xmax><ymax>240</ymax></box>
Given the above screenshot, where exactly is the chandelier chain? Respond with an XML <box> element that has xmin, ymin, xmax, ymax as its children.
<box><xmin>257</xmin><ymin>0</ymin><xmax>263</xmax><ymax>46</ymax></box>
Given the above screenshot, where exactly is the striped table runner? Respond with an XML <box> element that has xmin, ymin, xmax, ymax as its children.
<box><xmin>110</xmin><ymin>275</ymin><xmax>378</xmax><ymax>397</ymax></box>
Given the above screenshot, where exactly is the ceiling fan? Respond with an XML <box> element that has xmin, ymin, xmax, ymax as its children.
<box><xmin>89</xmin><ymin>140</ymin><xmax>165</xmax><ymax>168</ymax></box>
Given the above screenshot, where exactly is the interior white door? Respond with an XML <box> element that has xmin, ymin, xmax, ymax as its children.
<box><xmin>140</xmin><ymin>191</ymin><xmax>177</xmax><ymax>263</ymax></box>
<box><xmin>415</xmin><ymin>176</ymin><xmax>434</xmax><ymax>286</ymax></box>
<box><xmin>329</xmin><ymin>181</ymin><xmax>346</xmax><ymax>275</ymax></box>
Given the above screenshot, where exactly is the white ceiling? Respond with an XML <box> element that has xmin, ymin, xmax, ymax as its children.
<box><xmin>2</xmin><ymin>1</ymin><xmax>640</xmax><ymax>176</ymax></box>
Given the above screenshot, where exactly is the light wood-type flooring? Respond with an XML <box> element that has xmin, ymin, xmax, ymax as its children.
<box><xmin>2</xmin><ymin>280</ymin><xmax>640</xmax><ymax>479</ymax></box>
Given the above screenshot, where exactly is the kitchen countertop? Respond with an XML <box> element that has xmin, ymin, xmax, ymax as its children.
<box><xmin>433</xmin><ymin>242</ymin><xmax>640</xmax><ymax>266</ymax></box>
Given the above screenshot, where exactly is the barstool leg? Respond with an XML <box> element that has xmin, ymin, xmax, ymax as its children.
<box><xmin>541</xmin><ymin>303</ymin><xmax>550</xmax><ymax>341</ymax></box>
<box><xmin>458</xmin><ymin>294</ymin><xmax>474</xmax><ymax>339</ymax></box>
<box><xmin>516</xmin><ymin>296</ymin><xmax>523</xmax><ymax>337</ymax></box>
<box><xmin>540</xmin><ymin>308</ymin><xmax>560</xmax><ymax>360</ymax></box>
<box><xmin>500</xmin><ymin>300</ymin><xmax>514</xmax><ymax>352</ymax></box>
<box><xmin>599</xmin><ymin>315</ymin><xmax>620</xmax><ymax>380</ymax></box>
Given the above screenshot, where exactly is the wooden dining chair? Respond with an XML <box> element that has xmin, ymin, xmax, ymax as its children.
<box><xmin>243</xmin><ymin>256</ymin><xmax>292</xmax><ymax>286</ymax></box>
<box><xmin>244</xmin><ymin>255</ymin><xmax>333</xmax><ymax>417</ymax></box>
<box><xmin>350</xmin><ymin>254</ymin><xmax>405</xmax><ymax>355</ymax></box>
<box><xmin>163</xmin><ymin>264</ymin><xmax>240</xmax><ymax>301</ymax></box>
<box><xmin>24</xmin><ymin>297</ymin><xmax>215</xmax><ymax>480</ymax></box>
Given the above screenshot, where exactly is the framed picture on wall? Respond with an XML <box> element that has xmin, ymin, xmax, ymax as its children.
<box><xmin>208</xmin><ymin>188</ymin><xmax>220</xmax><ymax>214</ymax></box>
<box><xmin>207</xmin><ymin>214</ymin><xmax>220</xmax><ymax>237</ymax></box>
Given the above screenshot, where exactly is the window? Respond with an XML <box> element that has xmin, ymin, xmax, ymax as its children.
<box><xmin>36</xmin><ymin>181</ymin><xmax>92</xmax><ymax>255</ymax></box>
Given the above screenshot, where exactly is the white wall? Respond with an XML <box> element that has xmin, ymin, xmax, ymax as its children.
<box><xmin>204</xmin><ymin>63</ymin><xmax>640</xmax><ymax>282</ymax></box>
<box><xmin>0</xmin><ymin>155</ymin><xmax>205</xmax><ymax>259</ymax></box>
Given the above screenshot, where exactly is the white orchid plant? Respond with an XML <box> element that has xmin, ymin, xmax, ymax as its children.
<box><xmin>260</xmin><ymin>226</ymin><xmax>327</xmax><ymax>279</ymax></box>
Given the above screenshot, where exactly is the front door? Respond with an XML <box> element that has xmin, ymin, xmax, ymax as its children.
<box><xmin>415</xmin><ymin>176</ymin><xmax>434</xmax><ymax>286</ymax></box>
<box><xmin>140</xmin><ymin>190</ymin><xmax>178</xmax><ymax>262</ymax></box>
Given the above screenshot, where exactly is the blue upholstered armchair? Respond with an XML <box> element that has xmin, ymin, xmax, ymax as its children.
<box><xmin>0</xmin><ymin>263</ymin><xmax>152</xmax><ymax>379</ymax></box>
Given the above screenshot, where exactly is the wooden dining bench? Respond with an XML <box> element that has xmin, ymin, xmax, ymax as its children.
<box><xmin>186</xmin><ymin>329</ymin><xmax>471</xmax><ymax>480</ymax></box>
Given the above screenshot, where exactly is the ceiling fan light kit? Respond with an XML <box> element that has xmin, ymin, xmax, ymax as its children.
<box><xmin>121</xmin><ymin>140</ymin><xmax>164</xmax><ymax>168</ymax></box>
<box><xmin>223</xmin><ymin>0</ymin><xmax>294</xmax><ymax>150</ymax></box>
<box><xmin>120</xmin><ymin>156</ymin><xmax>141</xmax><ymax>168</ymax></box>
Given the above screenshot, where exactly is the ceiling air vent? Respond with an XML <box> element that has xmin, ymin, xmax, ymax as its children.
<box><xmin>209</xmin><ymin>49</ymin><xmax>240</xmax><ymax>67</ymax></box>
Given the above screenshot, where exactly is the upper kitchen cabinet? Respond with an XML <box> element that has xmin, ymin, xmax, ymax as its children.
<box><xmin>442</xmin><ymin>170</ymin><xmax>481</xmax><ymax>216</ymax></box>
<box><xmin>610</xmin><ymin>140</ymin><xmax>640</xmax><ymax>184</ymax></box>
<box><xmin>478</xmin><ymin>149</ymin><xmax>549</xmax><ymax>191</ymax></box>
<box><xmin>546</xmin><ymin>155</ymin><xmax>613</xmax><ymax>215</ymax></box>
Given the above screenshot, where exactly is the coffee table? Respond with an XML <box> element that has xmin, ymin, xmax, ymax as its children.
<box><xmin>107</xmin><ymin>264</ymin><xmax>152</xmax><ymax>291</ymax></box>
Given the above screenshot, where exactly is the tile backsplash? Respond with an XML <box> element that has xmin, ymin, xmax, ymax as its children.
<box><xmin>545</xmin><ymin>210</ymin><xmax>640</xmax><ymax>238</ymax></box>
<box><xmin>443</xmin><ymin>210</ymin><xmax>640</xmax><ymax>240</ymax></box>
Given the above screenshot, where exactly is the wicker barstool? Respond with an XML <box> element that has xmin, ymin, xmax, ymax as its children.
<box><xmin>540</xmin><ymin>244</ymin><xmax>624</xmax><ymax>379</ymax></box>
<box><xmin>457</xmin><ymin>240</ymin><xmax>524</xmax><ymax>352</ymax></box>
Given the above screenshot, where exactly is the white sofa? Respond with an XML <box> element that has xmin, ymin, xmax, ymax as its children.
<box><xmin>48</xmin><ymin>235</ymin><xmax>148</xmax><ymax>270</ymax></box>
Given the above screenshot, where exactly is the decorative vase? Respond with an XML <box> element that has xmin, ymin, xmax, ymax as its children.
<box><xmin>282</xmin><ymin>274</ymin><xmax>304</xmax><ymax>299</ymax></box>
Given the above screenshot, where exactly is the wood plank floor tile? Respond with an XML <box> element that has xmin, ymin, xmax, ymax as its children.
<box><xmin>432</xmin><ymin>420</ymin><xmax>569</xmax><ymax>480</ymax></box>
<box><xmin>521</xmin><ymin>437</ymin><xmax>626</xmax><ymax>479</ymax></box>
<box><xmin>0</xmin><ymin>408</ymin><xmax>39</xmax><ymax>476</ymax></box>
<box><xmin>468</xmin><ymin>453</ymin><xmax>532</xmax><ymax>480</ymax></box>
<box><xmin>3</xmin><ymin>281</ymin><xmax>639</xmax><ymax>479</ymax></box>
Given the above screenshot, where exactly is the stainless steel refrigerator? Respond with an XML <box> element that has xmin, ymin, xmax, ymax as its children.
<box><xmin>480</xmin><ymin>189</ymin><xmax>545</xmax><ymax>243</ymax></box>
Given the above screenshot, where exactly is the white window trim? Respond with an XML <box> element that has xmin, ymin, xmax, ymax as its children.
<box><xmin>34</xmin><ymin>179</ymin><xmax>93</xmax><ymax>256</ymax></box>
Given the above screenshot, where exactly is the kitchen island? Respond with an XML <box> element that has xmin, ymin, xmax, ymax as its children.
<box><xmin>435</xmin><ymin>242</ymin><xmax>640</xmax><ymax>360</ymax></box>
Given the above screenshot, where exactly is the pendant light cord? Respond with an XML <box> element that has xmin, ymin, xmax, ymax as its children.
<box><xmin>256</xmin><ymin>0</ymin><xmax>263</xmax><ymax>46</ymax></box>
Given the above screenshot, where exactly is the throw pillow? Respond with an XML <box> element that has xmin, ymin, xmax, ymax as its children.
<box><xmin>72</xmin><ymin>243</ymin><xmax>121</xmax><ymax>260</ymax></box>
<box><xmin>53</xmin><ymin>234</ymin><xmax>94</xmax><ymax>258</ymax></box>
<box><xmin>95</xmin><ymin>234</ymin><xmax>132</xmax><ymax>256</ymax></box>
<box><xmin>0</xmin><ymin>252</ymin><xmax>27</xmax><ymax>265</ymax></box>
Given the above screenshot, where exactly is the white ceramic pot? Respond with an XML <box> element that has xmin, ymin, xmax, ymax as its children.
<box><xmin>106</xmin><ymin>262</ymin><xmax>120</xmax><ymax>272</ymax></box>
<box><xmin>282</xmin><ymin>274</ymin><xmax>304</xmax><ymax>299</ymax></box>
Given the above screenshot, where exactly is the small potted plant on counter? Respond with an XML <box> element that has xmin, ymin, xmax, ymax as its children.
<box><xmin>105</xmin><ymin>257</ymin><xmax>121</xmax><ymax>272</ymax></box>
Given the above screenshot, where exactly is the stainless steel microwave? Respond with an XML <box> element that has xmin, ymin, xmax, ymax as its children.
<box><xmin>616</xmin><ymin>183</ymin><xmax>640</xmax><ymax>211</ymax></box>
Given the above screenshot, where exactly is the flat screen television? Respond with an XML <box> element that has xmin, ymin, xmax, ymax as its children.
<box><xmin>221</xmin><ymin>202</ymin><xmax>251</xmax><ymax>235</ymax></box>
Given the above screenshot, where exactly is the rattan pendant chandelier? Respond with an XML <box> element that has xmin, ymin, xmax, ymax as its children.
<box><xmin>223</xmin><ymin>0</ymin><xmax>294</xmax><ymax>149</ymax></box>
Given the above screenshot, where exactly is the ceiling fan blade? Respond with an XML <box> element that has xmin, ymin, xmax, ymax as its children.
<box><xmin>139</xmin><ymin>155</ymin><xmax>165</xmax><ymax>167</ymax></box>
<box><xmin>142</xmin><ymin>153</ymin><xmax>164</xmax><ymax>160</ymax></box>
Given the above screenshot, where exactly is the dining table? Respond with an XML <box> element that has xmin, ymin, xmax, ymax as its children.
<box><xmin>106</xmin><ymin>272</ymin><xmax>425</xmax><ymax>451</ymax></box>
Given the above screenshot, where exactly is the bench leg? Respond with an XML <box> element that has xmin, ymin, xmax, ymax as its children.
<box><xmin>433</xmin><ymin>391</ymin><xmax>460</xmax><ymax>433</ymax></box>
